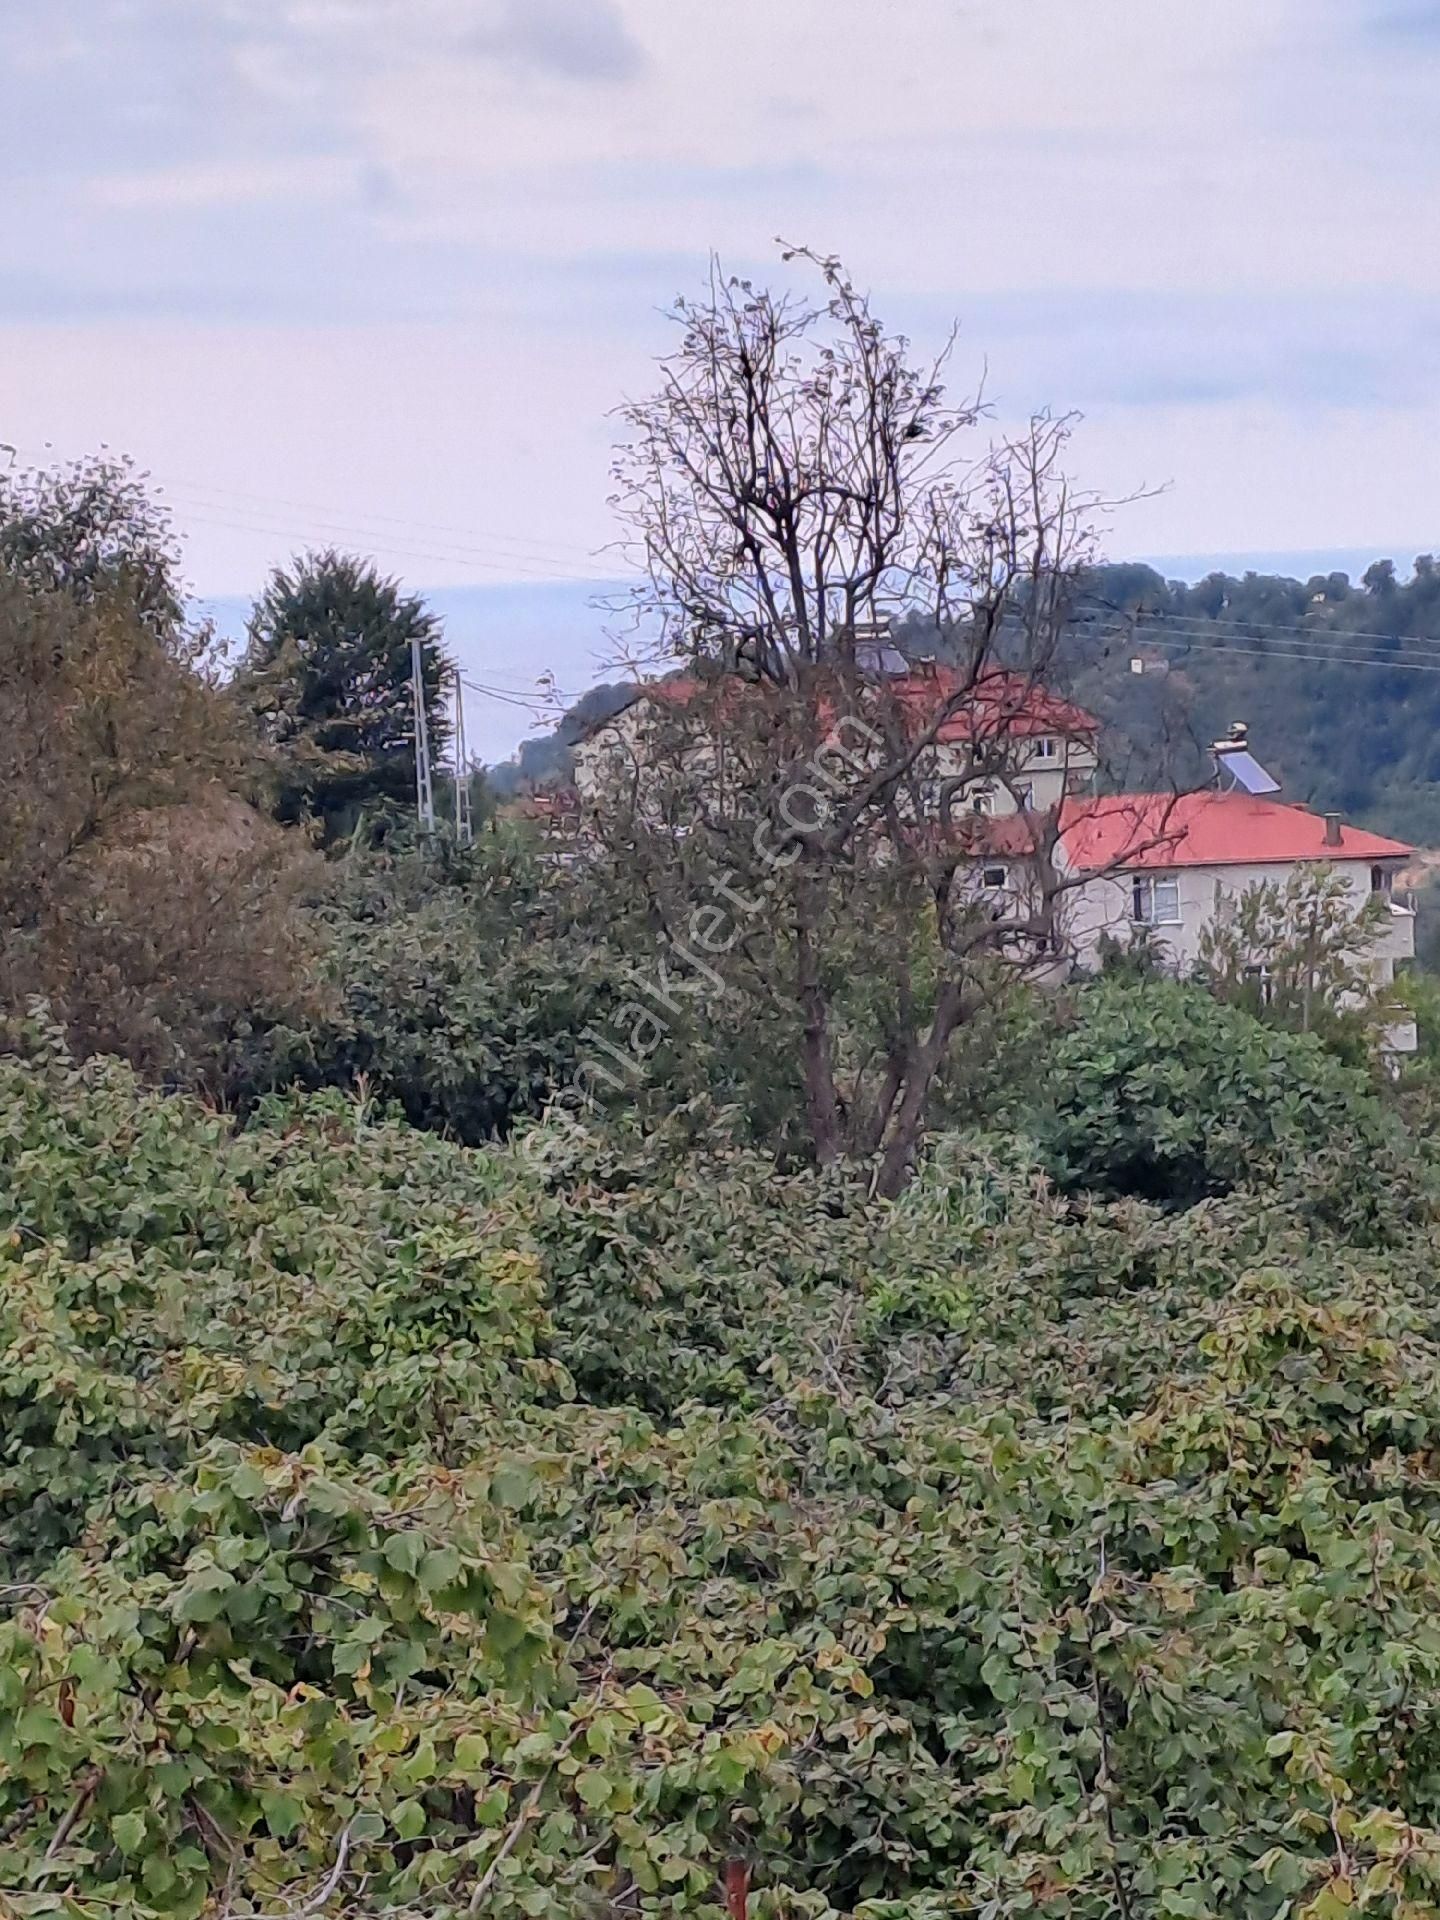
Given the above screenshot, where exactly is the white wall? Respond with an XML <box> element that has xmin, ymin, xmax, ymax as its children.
<box><xmin>1062</xmin><ymin>857</ymin><xmax>1414</xmax><ymax>984</ymax></box>
<box><xmin>931</xmin><ymin>736</ymin><xmax>1097</xmax><ymax>815</ymax></box>
<box><xmin>574</xmin><ymin>703</ymin><xmax>1099</xmax><ymax>819</ymax></box>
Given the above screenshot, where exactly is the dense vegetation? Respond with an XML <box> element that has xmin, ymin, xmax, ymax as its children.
<box><xmin>1074</xmin><ymin>559</ymin><xmax>1440</xmax><ymax>841</ymax></box>
<box><xmin>9</xmin><ymin>256</ymin><xmax>1440</xmax><ymax>1916</ymax></box>
<box><xmin>10</xmin><ymin>1008</ymin><xmax>1440</xmax><ymax>1917</ymax></box>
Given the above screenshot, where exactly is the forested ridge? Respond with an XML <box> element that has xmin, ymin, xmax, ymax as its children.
<box><xmin>499</xmin><ymin>556</ymin><xmax>1440</xmax><ymax>845</ymax></box>
<box><xmin>1075</xmin><ymin>558</ymin><xmax>1440</xmax><ymax>840</ymax></box>
<box><xmin>11</xmin><ymin>258</ymin><xmax>1440</xmax><ymax>1919</ymax></box>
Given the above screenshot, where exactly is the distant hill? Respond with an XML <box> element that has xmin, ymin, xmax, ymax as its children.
<box><xmin>1069</xmin><ymin>556</ymin><xmax>1440</xmax><ymax>842</ymax></box>
<box><xmin>484</xmin><ymin>556</ymin><xmax>1440</xmax><ymax>845</ymax></box>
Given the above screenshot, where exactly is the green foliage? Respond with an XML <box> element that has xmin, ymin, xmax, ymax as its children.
<box><xmin>1196</xmin><ymin>862</ymin><xmax>1390</xmax><ymax>1052</ymax></box>
<box><xmin>12</xmin><ymin>1037</ymin><xmax>1440</xmax><ymax>1916</ymax></box>
<box><xmin>236</xmin><ymin>550</ymin><xmax>451</xmax><ymax>838</ymax></box>
<box><xmin>0</xmin><ymin>494</ymin><xmax>319</xmax><ymax>1080</ymax></box>
<box><xmin>1036</xmin><ymin>974</ymin><xmax>1408</xmax><ymax>1218</ymax></box>
<box><xmin>0</xmin><ymin>453</ymin><xmax>183</xmax><ymax>639</ymax></box>
<box><xmin>1074</xmin><ymin>556</ymin><xmax>1440</xmax><ymax>838</ymax></box>
<box><xmin>225</xmin><ymin>827</ymin><xmax>627</xmax><ymax>1142</ymax></box>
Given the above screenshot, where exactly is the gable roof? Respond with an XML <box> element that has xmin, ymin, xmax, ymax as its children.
<box><xmin>892</xmin><ymin>667</ymin><xmax>1099</xmax><ymax>743</ymax></box>
<box><xmin>573</xmin><ymin>666</ymin><xmax>1099</xmax><ymax>745</ymax></box>
<box><xmin>1059</xmin><ymin>791</ymin><xmax>1413</xmax><ymax>874</ymax></box>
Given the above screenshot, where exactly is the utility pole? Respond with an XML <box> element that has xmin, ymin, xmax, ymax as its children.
<box><xmin>411</xmin><ymin>634</ymin><xmax>436</xmax><ymax>832</ymax></box>
<box><xmin>453</xmin><ymin>666</ymin><xmax>473</xmax><ymax>845</ymax></box>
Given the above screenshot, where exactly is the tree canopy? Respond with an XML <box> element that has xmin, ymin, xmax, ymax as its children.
<box><xmin>237</xmin><ymin>550</ymin><xmax>451</xmax><ymax>838</ymax></box>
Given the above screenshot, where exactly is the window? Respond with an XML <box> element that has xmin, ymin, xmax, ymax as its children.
<box><xmin>981</xmin><ymin>865</ymin><xmax>1008</xmax><ymax>889</ymax></box>
<box><xmin>1013</xmin><ymin>782</ymin><xmax>1034</xmax><ymax>812</ymax></box>
<box><xmin>1131</xmin><ymin>874</ymin><xmax>1181</xmax><ymax>926</ymax></box>
<box><xmin>970</xmin><ymin>788</ymin><xmax>994</xmax><ymax>816</ymax></box>
<box><xmin>1371</xmin><ymin>864</ymin><xmax>1393</xmax><ymax>895</ymax></box>
<box><xmin>1032</xmin><ymin>736</ymin><xmax>1058</xmax><ymax>760</ymax></box>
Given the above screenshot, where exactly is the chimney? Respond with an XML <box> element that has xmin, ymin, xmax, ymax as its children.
<box><xmin>1323</xmin><ymin>812</ymin><xmax>1343</xmax><ymax>847</ymax></box>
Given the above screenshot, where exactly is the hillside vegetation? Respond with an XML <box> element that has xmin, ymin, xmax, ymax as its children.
<box><xmin>10</xmin><ymin>1021</ymin><xmax>1440</xmax><ymax>1917</ymax></box>
<box><xmin>10</xmin><ymin>272</ymin><xmax>1440</xmax><ymax>1920</ymax></box>
<box><xmin>1039</xmin><ymin>558</ymin><xmax>1440</xmax><ymax>840</ymax></box>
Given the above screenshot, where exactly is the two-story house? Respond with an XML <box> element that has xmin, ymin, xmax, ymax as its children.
<box><xmin>887</xmin><ymin>663</ymin><xmax>1099</xmax><ymax>818</ymax></box>
<box><xmin>1056</xmin><ymin>784</ymin><xmax>1416</xmax><ymax>1049</ymax></box>
<box><xmin>569</xmin><ymin>663</ymin><xmax>1101</xmax><ymax>817</ymax></box>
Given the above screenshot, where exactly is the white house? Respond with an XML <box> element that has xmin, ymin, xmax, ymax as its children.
<box><xmin>1055</xmin><ymin>787</ymin><xmax>1417</xmax><ymax>1049</ymax></box>
<box><xmin>570</xmin><ymin>665</ymin><xmax>1101</xmax><ymax>817</ymax></box>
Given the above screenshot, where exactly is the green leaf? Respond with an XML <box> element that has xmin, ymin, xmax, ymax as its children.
<box><xmin>111</xmin><ymin>1812</ymin><xmax>147</xmax><ymax>1857</ymax></box>
<box><xmin>418</xmin><ymin>1546</ymin><xmax>463</xmax><ymax>1594</ymax></box>
<box><xmin>392</xmin><ymin>1800</ymin><xmax>426</xmax><ymax>1841</ymax></box>
<box><xmin>383</xmin><ymin>1533</ymin><xmax>425</xmax><ymax>1577</ymax></box>
<box><xmin>261</xmin><ymin>1792</ymin><xmax>305</xmax><ymax>1839</ymax></box>
<box><xmin>575</xmin><ymin>1771</ymin><xmax>612</xmax><ymax>1810</ymax></box>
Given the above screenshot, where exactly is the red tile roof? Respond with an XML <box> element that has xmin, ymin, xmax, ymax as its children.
<box><xmin>590</xmin><ymin>667</ymin><xmax>1098</xmax><ymax>743</ymax></box>
<box><xmin>891</xmin><ymin>667</ymin><xmax>1099</xmax><ymax>742</ymax></box>
<box><xmin>1059</xmin><ymin>791</ymin><xmax>1413</xmax><ymax>873</ymax></box>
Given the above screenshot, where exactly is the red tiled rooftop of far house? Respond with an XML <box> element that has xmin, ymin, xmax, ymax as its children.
<box><xmin>1059</xmin><ymin>790</ymin><xmax>1413</xmax><ymax>872</ymax></box>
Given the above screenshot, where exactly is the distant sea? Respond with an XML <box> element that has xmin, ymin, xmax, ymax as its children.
<box><xmin>199</xmin><ymin>545</ymin><xmax>1427</xmax><ymax>765</ymax></box>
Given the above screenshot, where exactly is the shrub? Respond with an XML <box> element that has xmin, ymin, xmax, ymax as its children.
<box><xmin>224</xmin><ymin>829</ymin><xmax>628</xmax><ymax>1140</ymax></box>
<box><xmin>11</xmin><ymin>1039</ymin><xmax>1440</xmax><ymax>1915</ymax></box>
<box><xmin>1034</xmin><ymin>974</ymin><xmax>1404</xmax><ymax>1210</ymax></box>
<box><xmin>0</xmin><ymin>565</ymin><xmax>319</xmax><ymax>1078</ymax></box>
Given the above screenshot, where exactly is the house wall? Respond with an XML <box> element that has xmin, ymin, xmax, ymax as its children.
<box><xmin>572</xmin><ymin>702</ymin><xmax>650</xmax><ymax>803</ymax></box>
<box><xmin>575</xmin><ymin>703</ymin><xmax>1099</xmax><ymax>819</ymax></box>
<box><xmin>929</xmin><ymin>735</ymin><xmax>1097</xmax><ymax>815</ymax></box>
<box><xmin>1061</xmin><ymin>857</ymin><xmax>1415</xmax><ymax>986</ymax></box>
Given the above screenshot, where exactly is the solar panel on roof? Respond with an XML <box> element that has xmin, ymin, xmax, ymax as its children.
<box><xmin>1217</xmin><ymin>748</ymin><xmax>1280</xmax><ymax>795</ymax></box>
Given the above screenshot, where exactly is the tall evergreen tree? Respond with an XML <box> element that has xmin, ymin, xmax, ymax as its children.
<box><xmin>238</xmin><ymin>549</ymin><xmax>451</xmax><ymax>837</ymax></box>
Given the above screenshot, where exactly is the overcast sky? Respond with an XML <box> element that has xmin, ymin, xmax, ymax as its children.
<box><xmin>4</xmin><ymin>0</ymin><xmax>1439</xmax><ymax>731</ymax></box>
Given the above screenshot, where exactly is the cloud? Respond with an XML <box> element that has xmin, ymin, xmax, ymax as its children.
<box><xmin>90</xmin><ymin>156</ymin><xmax>358</xmax><ymax>213</ymax></box>
<box><xmin>1368</xmin><ymin>0</ymin><xmax>1440</xmax><ymax>36</ymax></box>
<box><xmin>470</xmin><ymin>0</ymin><xmax>645</xmax><ymax>81</ymax></box>
<box><xmin>7</xmin><ymin>0</ymin><xmax>1440</xmax><ymax>603</ymax></box>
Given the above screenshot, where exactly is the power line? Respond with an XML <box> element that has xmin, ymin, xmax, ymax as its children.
<box><xmin>1096</xmin><ymin>605</ymin><xmax>1440</xmax><ymax>660</ymax></box>
<box><xmin>166</xmin><ymin>501</ymin><xmax>612</xmax><ymax>587</ymax></box>
<box><xmin>1128</xmin><ymin>625</ymin><xmax>1440</xmax><ymax>677</ymax></box>
<box><xmin>1125</xmin><ymin>622</ymin><xmax>1440</xmax><ymax>672</ymax></box>
<box><xmin>458</xmin><ymin>674</ymin><xmax>574</xmax><ymax>715</ymax></box>
<box><xmin>12</xmin><ymin>434</ymin><xmax>617</xmax><ymax>577</ymax></box>
<box><xmin>161</xmin><ymin>478</ymin><xmax>617</xmax><ymax>577</ymax></box>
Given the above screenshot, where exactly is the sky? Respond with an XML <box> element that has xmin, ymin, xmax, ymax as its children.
<box><xmin>4</xmin><ymin>0</ymin><xmax>1440</xmax><ymax>756</ymax></box>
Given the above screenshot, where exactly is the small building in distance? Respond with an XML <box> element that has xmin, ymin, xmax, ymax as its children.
<box><xmin>569</xmin><ymin>662</ymin><xmax>1101</xmax><ymax>818</ymax></box>
<box><xmin>1056</xmin><ymin>781</ymin><xmax>1416</xmax><ymax>1050</ymax></box>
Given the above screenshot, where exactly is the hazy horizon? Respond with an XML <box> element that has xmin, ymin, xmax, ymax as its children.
<box><xmin>200</xmin><ymin>540</ymin><xmax>1440</xmax><ymax>764</ymax></box>
<box><xmin>7</xmin><ymin>0</ymin><xmax>1439</xmax><ymax>653</ymax></box>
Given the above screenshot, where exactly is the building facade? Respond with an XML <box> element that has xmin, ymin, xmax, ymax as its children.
<box><xmin>1056</xmin><ymin>789</ymin><xmax>1416</xmax><ymax>1047</ymax></box>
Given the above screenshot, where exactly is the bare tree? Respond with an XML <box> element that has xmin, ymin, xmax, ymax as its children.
<box><xmin>592</xmin><ymin>248</ymin><xmax>1166</xmax><ymax>1193</ymax></box>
